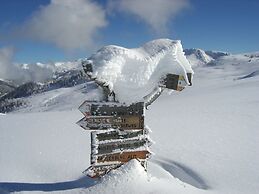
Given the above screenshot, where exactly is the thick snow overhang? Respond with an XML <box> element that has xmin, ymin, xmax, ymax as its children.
<box><xmin>85</xmin><ymin>39</ymin><xmax>193</xmax><ymax>103</ymax></box>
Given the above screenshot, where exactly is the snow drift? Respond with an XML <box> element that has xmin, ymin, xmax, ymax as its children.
<box><xmin>86</xmin><ymin>39</ymin><xmax>193</xmax><ymax>103</ymax></box>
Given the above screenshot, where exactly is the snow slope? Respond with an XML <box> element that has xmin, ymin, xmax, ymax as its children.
<box><xmin>1</xmin><ymin>51</ymin><xmax>259</xmax><ymax>194</ymax></box>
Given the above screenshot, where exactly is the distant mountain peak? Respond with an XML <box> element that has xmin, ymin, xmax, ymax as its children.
<box><xmin>184</xmin><ymin>48</ymin><xmax>213</xmax><ymax>66</ymax></box>
<box><xmin>184</xmin><ymin>48</ymin><xmax>229</xmax><ymax>66</ymax></box>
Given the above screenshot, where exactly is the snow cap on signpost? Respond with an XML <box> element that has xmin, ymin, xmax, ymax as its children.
<box><xmin>82</xmin><ymin>39</ymin><xmax>193</xmax><ymax>104</ymax></box>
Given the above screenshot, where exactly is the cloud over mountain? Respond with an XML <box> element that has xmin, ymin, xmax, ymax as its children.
<box><xmin>0</xmin><ymin>47</ymin><xmax>54</xmax><ymax>83</ymax></box>
<box><xmin>0</xmin><ymin>47</ymin><xmax>15</xmax><ymax>80</ymax></box>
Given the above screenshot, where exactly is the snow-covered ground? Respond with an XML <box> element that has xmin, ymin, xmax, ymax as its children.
<box><xmin>1</xmin><ymin>50</ymin><xmax>259</xmax><ymax>193</ymax></box>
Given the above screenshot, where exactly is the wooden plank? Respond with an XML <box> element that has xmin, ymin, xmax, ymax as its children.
<box><xmin>78</xmin><ymin>101</ymin><xmax>144</xmax><ymax>117</ymax></box>
<box><xmin>93</xmin><ymin>138</ymin><xmax>150</xmax><ymax>155</ymax></box>
<box><xmin>165</xmin><ymin>74</ymin><xmax>179</xmax><ymax>90</ymax></box>
<box><xmin>77</xmin><ymin>115</ymin><xmax>144</xmax><ymax>130</ymax></box>
<box><xmin>93</xmin><ymin>129</ymin><xmax>146</xmax><ymax>142</ymax></box>
<box><xmin>84</xmin><ymin>164</ymin><xmax>122</xmax><ymax>178</ymax></box>
<box><xmin>94</xmin><ymin>150</ymin><xmax>150</xmax><ymax>164</ymax></box>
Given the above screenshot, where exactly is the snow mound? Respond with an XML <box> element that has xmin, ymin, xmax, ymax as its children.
<box><xmin>83</xmin><ymin>159</ymin><xmax>199</xmax><ymax>194</ymax></box>
<box><xmin>87</xmin><ymin>39</ymin><xmax>193</xmax><ymax>103</ymax></box>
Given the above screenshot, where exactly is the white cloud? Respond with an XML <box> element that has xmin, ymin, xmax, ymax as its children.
<box><xmin>0</xmin><ymin>47</ymin><xmax>54</xmax><ymax>83</ymax></box>
<box><xmin>0</xmin><ymin>47</ymin><xmax>15</xmax><ymax>80</ymax></box>
<box><xmin>108</xmin><ymin>0</ymin><xmax>189</xmax><ymax>33</ymax></box>
<box><xmin>22</xmin><ymin>0</ymin><xmax>107</xmax><ymax>51</ymax></box>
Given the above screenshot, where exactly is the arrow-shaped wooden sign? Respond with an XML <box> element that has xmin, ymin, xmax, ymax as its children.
<box><xmin>84</xmin><ymin>163</ymin><xmax>122</xmax><ymax>178</ymax></box>
<box><xmin>93</xmin><ymin>150</ymin><xmax>151</xmax><ymax>164</ymax></box>
<box><xmin>90</xmin><ymin>128</ymin><xmax>151</xmax><ymax>164</ymax></box>
<box><xmin>77</xmin><ymin>115</ymin><xmax>144</xmax><ymax>130</ymax></box>
<box><xmin>79</xmin><ymin>101</ymin><xmax>144</xmax><ymax>117</ymax></box>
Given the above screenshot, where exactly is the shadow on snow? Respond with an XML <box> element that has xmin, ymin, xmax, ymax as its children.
<box><xmin>0</xmin><ymin>176</ymin><xmax>97</xmax><ymax>193</ymax></box>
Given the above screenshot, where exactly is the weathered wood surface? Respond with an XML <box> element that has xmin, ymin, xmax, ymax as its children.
<box><xmin>93</xmin><ymin>150</ymin><xmax>150</xmax><ymax>164</ymax></box>
<box><xmin>77</xmin><ymin>115</ymin><xmax>144</xmax><ymax>130</ymax></box>
<box><xmin>93</xmin><ymin>138</ymin><xmax>149</xmax><ymax>155</ymax></box>
<box><xmin>79</xmin><ymin>101</ymin><xmax>144</xmax><ymax>116</ymax></box>
<box><xmin>162</xmin><ymin>73</ymin><xmax>188</xmax><ymax>91</ymax></box>
<box><xmin>93</xmin><ymin>129</ymin><xmax>147</xmax><ymax>142</ymax></box>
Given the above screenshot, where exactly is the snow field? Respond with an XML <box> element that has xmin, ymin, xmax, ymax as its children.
<box><xmin>1</xmin><ymin>43</ymin><xmax>259</xmax><ymax>193</ymax></box>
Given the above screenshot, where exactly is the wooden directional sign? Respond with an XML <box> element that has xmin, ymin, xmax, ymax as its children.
<box><xmin>162</xmin><ymin>74</ymin><xmax>188</xmax><ymax>91</ymax></box>
<box><xmin>84</xmin><ymin>164</ymin><xmax>121</xmax><ymax>178</ymax></box>
<box><xmin>84</xmin><ymin>128</ymin><xmax>151</xmax><ymax>178</ymax></box>
<box><xmin>93</xmin><ymin>128</ymin><xmax>148</xmax><ymax>142</ymax></box>
<box><xmin>77</xmin><ymin>115</ymin><xmax>144</xmax><ymax>130</ymax></box>
<box><xmin>90</xmin><ymin>129</ymin><xmax>151</xmax><ymax>165</ymax></box>
<box><xmin>93</xmin><ymin>150</ymin><xmax>150</xmax><ymax>164</ymax></box>
<box><xmin>93</xmin><ymin>138</ymin><xmax>150</xmax><ymax>155</ymax></box>
<box><xmin>79</xmin><ymin>101</ymin><xmax>144</xmax><ymax>117</ymax></box>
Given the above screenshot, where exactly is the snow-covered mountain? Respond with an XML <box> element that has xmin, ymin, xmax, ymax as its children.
<box><xmin>0</xmin><ymin>41</ymin><xmax>259</xmax><ymax>193</ymax></box>
<box><xmin>184</xmin><ymin>48</ymin><xmax>214</xmax><ymax>66</ymax></box>
<box><xmin>0</xmin><ymin>79</ymin><xmax>17</xmax><ymax>97</ymax></box>
<box><xmin>1</xmin><ymin>60</ymin><xmax>82</xmax><ymax>85</ymax></box>
<box><xmin>184</xmin><ymin>48</ymin><xmax>229</xmax><ymax>66</ymax></box>
<box><xmin>0</xmin><ymin>69</ymin><xmax>88</xmax><ymax>113</ymax></box>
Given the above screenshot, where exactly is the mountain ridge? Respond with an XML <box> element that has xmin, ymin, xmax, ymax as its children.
<box><xmin>0</xmin><ymin>48</ymin><xmax>259</xmax><ymax>113</ymax></box>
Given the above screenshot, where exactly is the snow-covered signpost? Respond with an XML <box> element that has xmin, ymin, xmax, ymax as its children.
<box><xmin>77</xmin><ymin>39</ymin><xmax>193</xmax><ymax>178</ymax></box>
<box><xmin>77</xmin><ymin>101</ymin><xmax>151</xmax><ymax>177</ymax></box>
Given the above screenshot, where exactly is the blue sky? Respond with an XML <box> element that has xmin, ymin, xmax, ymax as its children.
<box><xmin>0</xmin><ymin>0</ymin><xmax>258</xmax><ymax>63</ymax></box>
